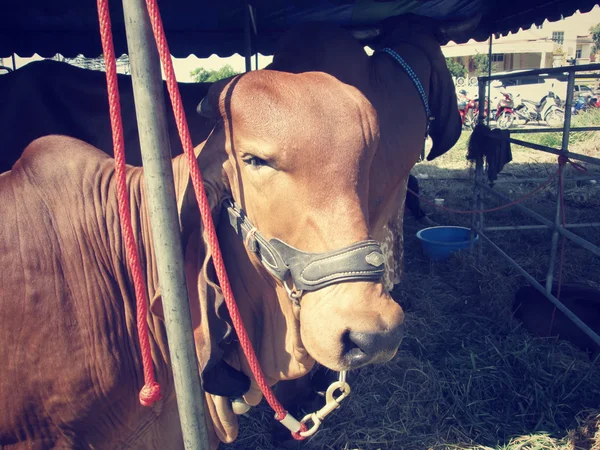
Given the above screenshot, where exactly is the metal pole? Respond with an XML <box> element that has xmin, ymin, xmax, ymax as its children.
<box><xmin>11</xmin><ymin>54</ymin><xmax>16</xmax><ymax>70</ymax></box>
<box><xmin>415</xmin><ymin>176</ymin><xmax>600</xmax><ymax>183</ymax></box>
<box><xmin>470</xmin><ymin>79</ymin><xmax>487</xmax><ymax>251</ymax></box>
<box><xmin>477</xmin><ymin>182</ymin><xmax>600</xmax><ymax>257</ymax></box>
<box><xmin>477</xmin><ymin>63</ymin><xmax>600</xmax><ymax>82</ymax></box>
<box><xmin>505</xmin><ymin>137</ymin><xmax>600</xmax><ymax>165</ymax></box>
<box><xmin>244</xmin><ymin>1</ymin><xmax>252</xmax><ymax>72</ymax></box>
<box><xmin>493</xmin><ymin>175</ymin><xmax>600</xmax><ymax>183</ymax></box>
<box><xmin>486</xmin><ymin>34</ymin><xmax>492</xmax><ymax>127</ymax></box>
<box><xmin>561</xmin><ymin>71</ymin><xmax>576</xmax><ymax>153</ymax></box>
<box><xmin>545</xmin><ymin>70</ymin><xmax>575</xmax><ymax>294</ymax></box>
<box><xmin>484</xmin><ymin>223</ymin><xmax>600</xmax><ymax>231</ymax></box>
<box><xmin>510</xmin><ymin>126</ymin><xmax>600</xmax><ymax>133</ymax></box>
<box><xmin>545</xmin><ymin>172</ymin><xmax>563</xmax><ymax>294</ymax></box>
<box><xmin>122</xmin><ymin>1</ymin><xmax>210</xmax><ymax>449</ymax></box>
<box><xmin>248</xmin><ymin>4</ymin><xmax>259</xmax><ymax>70</ymax></box>
<box><xmin>477</xmin><ymin>80</ymin><xmax>486</xmax><ymax>125</ymax></box>
<box><xmin>476</xmin><ymin>230</ymin><xmax>600</xmax><ymax>347</ymax></box>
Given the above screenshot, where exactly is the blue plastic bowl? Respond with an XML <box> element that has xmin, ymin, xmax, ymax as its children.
<box><xmin>416</xmin><ymin>226</ymin><xmax>479</xmax><ymax>261</ymax></box>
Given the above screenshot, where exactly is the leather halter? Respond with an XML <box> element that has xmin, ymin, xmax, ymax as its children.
<box><xmin>223</xmin><ymin>199</ymin><xmax>385</xmax><ymax>296</ymax></box>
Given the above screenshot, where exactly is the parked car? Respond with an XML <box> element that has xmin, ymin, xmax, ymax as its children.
<box><xmin>493</xmin><ymin>73</ymin><xmax>565</xmax><ymax>105</ymax></box>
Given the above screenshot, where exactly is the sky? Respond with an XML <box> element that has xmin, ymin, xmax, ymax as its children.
<box><xmin>2</xmin><ymin>5</ymin><xmax>599</xmax><ymax>81</ymax></box>
<box><xmin>171</xmin><ymin>53</ymin><xmax>273</xmax><ymax>81</ymax></box>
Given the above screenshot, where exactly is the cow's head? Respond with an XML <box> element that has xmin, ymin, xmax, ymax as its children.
<box><xmin>165</xmin><ymin>71</ymin><xmax>405</xmax><ymax>442</ymax></box>
<box><xmin>198</xmin><ymin>69</ymin><xmax>404</xmax><ymax>365</ymax></box>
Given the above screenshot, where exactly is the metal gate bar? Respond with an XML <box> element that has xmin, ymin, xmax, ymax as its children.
<box><xmin>476</xmin><ymin>230</ymin><xmax>600</xmax><ymax>347</ymax></box>
<box><xmin>469</xmin><ymin>61</ymin><xmax>600</xmax><ymax>348</ymax></box>
<box><xmin>476</xmin><ymin>181</ymin><xmax>600</xmax><ymax>257</ymax></box>
<box><xmin>510</xmin><ymin>126</ymin><xmax>600</xmax><ymax>133</ymax></box>
<box><xmin>484</xmin><ymin>223</ymin><xmax>600</xmax><ymax>231</ymax></box>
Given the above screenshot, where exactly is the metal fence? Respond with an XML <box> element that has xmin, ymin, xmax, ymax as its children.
<box><xmin>470</xmin><ymin>63</ymin><xmax>600</xmax><ymax>347</ymax></box>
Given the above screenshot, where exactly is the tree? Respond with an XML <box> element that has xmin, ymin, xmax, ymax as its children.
<box><xmin>445</xmin><ymin>58</ymin><xmax>466</xmax><ymax>78</ymax></box>
<box><xmin>471</xmin><ymin>53</ymin><xmax>490</xmax><ymax>76</ymax></box>
<box><xmin>190</xmin><ymin>64</ymin><xmax>239</xmax><ymax>83</ymax></box>
<box><xmin>53</xmin><ymin>54</ymin><xmax>130</xmax><ymax>74</ymax></box>
<box><xmin>590</xmin><ymin>23</ymin><xmax>600</xmax><ymax>54</ymax></box>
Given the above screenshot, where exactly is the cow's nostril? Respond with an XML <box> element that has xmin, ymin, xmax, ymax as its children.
<box><xmin>342</xmin><ymin>326</ymin><xmax>405</xmax><ymax>369</ymax></box>
<box><xmin>342</xmin><ymin>331</ymin><xmax>372</xmax><ymax>368</ymax></box>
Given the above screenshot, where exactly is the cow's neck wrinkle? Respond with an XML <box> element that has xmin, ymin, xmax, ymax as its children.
<box><xmin>104</xmin><ymin>165</ymin><xmax>174</xmax><ymax>390</ymax></box>
<box><xmin>217</xmin><ymin>220</ymin><xmax>315</xmax><ymax>384</ymax></box>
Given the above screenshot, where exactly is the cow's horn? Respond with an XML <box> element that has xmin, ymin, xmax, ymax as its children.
<box><xmin>437</xmin><ymin>12</ymin><xmax>482</xmax><ymax>42</ymax></box>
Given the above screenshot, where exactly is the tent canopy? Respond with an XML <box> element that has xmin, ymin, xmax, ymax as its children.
<box><xmin>1</xmin><ymin>0</ymin><xmax>599</xmax><ymax>59</ymax></box>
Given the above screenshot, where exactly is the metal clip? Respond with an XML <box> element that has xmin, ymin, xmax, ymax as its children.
<box><xmin>283</xmin><ymin>278</ymin><xmax>303</xmax><ymax>305</ymax></box>
<box><xmin>299</xmin><ymin>377</ymin><xmax>351</xmax><ymax>437</ymax></box>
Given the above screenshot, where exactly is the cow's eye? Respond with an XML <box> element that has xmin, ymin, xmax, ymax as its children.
<box><xmin>242</xmin><ymin>155</ymin><xmax>269</xmax><ymax>168</ymax></box>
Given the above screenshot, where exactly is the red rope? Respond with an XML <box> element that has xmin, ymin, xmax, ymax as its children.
<box><xmin>548</xmin><ymin>156</ymin><xmax>587</xmax><ymax>333</ymax></box>
<box><xmin>96</xmin><ymin>0</ymin><xmax>161</xmax><ymax>406</ymax></box>
<box><xmin>407</xmin><ymin>170</ymin><xmax>559</xmax><ymax>215</ymax></box>
<box><xmin>141</xmin><ymin>0</ymin><xmax>306</xmax><ymax>439</ymax></box>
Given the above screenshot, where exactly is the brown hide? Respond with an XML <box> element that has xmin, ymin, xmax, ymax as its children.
<box><xmin>0</xmin><ymin>70</ymin><xmax>403</xmax><ymax>449</ymax></box>
<box><xmin>261</xmin><ymin>16</ymin><xmax>462</xmax><ymax>287</ymax></box>
<box><xmin>0</xmin><ymin>138</ymin><xmax>181</xmax><ymax>448</ymax></box>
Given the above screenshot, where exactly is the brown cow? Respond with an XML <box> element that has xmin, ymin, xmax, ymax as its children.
<box><xmin>0</xmin><ymin>70</ymin><xmax>404</xmax><ymax>448</ymax></box>
<box><xmin>229</xmin><ymin>15</ymin><xmax>470</xmax><ymax>433</ymax></box>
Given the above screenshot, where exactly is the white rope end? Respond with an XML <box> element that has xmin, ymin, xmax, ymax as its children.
<box><xmin>277</xmin><ymin>412</ymin><xmax>302</xmax><ymax>433</ymax></box>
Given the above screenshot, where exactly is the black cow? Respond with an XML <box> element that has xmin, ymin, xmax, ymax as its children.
<box><xmin>513</xmin><ymin>283</ymin><xmax>600</xmax><ymax>357</ymax></box>
<box><xmin>0</xmin><ymin>59</ymin><xmax>213</xmax><ymax>173</ymax></box>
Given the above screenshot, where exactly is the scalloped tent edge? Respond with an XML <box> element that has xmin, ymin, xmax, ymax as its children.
<box><xmin>1</xmin><ymin>1</ymin><xmax>599</xmax><ymax>59</ymax></box>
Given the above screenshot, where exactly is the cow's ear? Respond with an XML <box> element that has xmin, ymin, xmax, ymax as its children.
<box><xmin>178</xmin><ymin>75</ymin><xmax>242</xmax><ymax>238</ymax></box>
<box><xmin>197</xmin><ymin>75</ymin><xmax>240</xmax><ymax>119</ymax></box>
<box><xmin>426</xmin><ymin>47</ymin><xmax>463</xmax><ymax>160</ymax></box>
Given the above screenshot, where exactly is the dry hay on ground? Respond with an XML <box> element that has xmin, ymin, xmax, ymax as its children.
<box><xmin>229</xmin><ymin>234</ymin><xmax>600</xmax><ymax>449</ymax></box>
<box><xmin>228</xmin><ymin>129</ymin><xmax>600</xmax><ymax>450</ymax></box>
<box><xmin>228</xmin><ymin>245</ymin><xmax>600</xmax><ymax>449</ymax></box>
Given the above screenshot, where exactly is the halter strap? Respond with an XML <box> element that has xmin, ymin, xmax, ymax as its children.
<box><xmin>223</xmin><ymin>199</ymin><xmax>385</xmax><ymax>292</ymax></box>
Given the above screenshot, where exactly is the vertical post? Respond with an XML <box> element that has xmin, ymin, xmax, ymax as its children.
<box><xmin>545</xmin><ymin>69</ymin><xmax>575</xmax><ymax>294</ymax></box>
<box><xmin>477</xmin><ymin>77</ymin><xmax>486</xmax><ymax>125</ymax></box>
<box><xmin>486</xmin><ymin>34</ymin><xmax>493</xmax><ymax>126</ymax></box>
<box><xmin>561</xmin><ymin>71</ymin><xmax>576</xmax><ymax>153</ymax></box>
<box><xmin>11</xmin><ymin>54</ymin><xmax>16</xmax><ymax>71</ymax></box>
<box><xmin>121</xmin><ymin>1</ymin><xmax>210</xmax><ymax>449</ymax></box>
<box><xmin>471</xmin><ymin>79</ymin><xmax>487</xmax><ymax>252</ymax></box>
<box><xmin>244</xmin><ymin>1</ymin><xmax>252</xmax><ymax>72</ymax></box>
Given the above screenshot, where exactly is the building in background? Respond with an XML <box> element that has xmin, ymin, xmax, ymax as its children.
<box><xmin>444</xmin><ymin>6</ymin><xmax>600</xmax><ymax>78</ymax></box>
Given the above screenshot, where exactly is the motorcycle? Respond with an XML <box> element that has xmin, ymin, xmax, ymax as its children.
<box><xmin>457</xmin><ymin>91</ymin><xmax>487</xmax><ymax>130</ymax></box>
<box><xmin>494</xmin><ymin>92</ymin><xmax>516</xmax><ymax>129</ymax></box>
<box><xmin>513</xmin><ymin>91</ymin><xmax>565</xmax><ymax>127</ymax></box>
<box><xmin>572</xmin><ymin>94</ymin><xmax>599</xmax><ymax>115</ymax></box>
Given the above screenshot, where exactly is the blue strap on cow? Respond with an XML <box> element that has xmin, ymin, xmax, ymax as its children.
<box><xmin>381</xmin><ymin>47</ymin><xmax>435</xmax><ymax>158</ymax></box>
